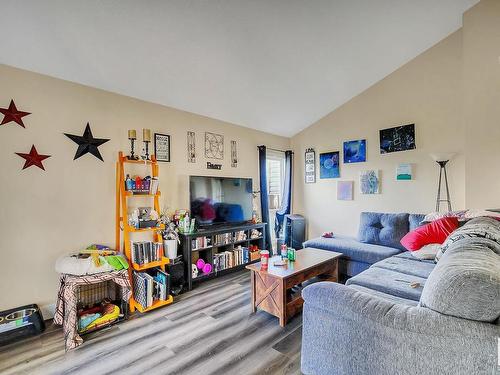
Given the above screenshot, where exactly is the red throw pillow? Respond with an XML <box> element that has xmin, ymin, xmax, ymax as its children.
<box><xmin>400</xmin><ymin>217</ymin><xmax>459</xmax><ymax>251</ymax></box>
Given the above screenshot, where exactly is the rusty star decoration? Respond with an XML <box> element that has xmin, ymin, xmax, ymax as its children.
<box><xmin>0</xmin><ymin>99</ymin><xmax>31</xmax><ymax>128</ymax></box>
<box><xmin>15</xmin><ymin>145</ymin><xmax>51</xmax><ymax>171</ymax></box>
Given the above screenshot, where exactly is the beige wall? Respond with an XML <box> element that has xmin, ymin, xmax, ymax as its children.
<box><xmin>292</xmin><ymin>31</ymin><xmax>465</xmax><ymax>238</ymax></box>
<box><xmin>291</xmin><ymin>0</ymin><xmax>500</xmax><ymax>239</ymax></box>
<box><xmin>463</xmin><ymin>0</ymin><xmax>500</xmax><ymax>208</ymax></box>
<box><xmin>0</xmin><ymin>64</ymin><xmax>289</xmax><ymax>312</ymax></box>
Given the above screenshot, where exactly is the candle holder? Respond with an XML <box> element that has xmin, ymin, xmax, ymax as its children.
<box><xmin>127</xmin><ymin>130</ymin><xmax>138</xmax><ymax>160</ymax></box>
<box><xmin>128</xmin><ymin>138</ymin><xmax>139</xmax><ymax>160</ymax></box>
<box><xmin>143</xmin><ymin>140</ymin><xmax>151</xmax><ymax>160</ymax></box>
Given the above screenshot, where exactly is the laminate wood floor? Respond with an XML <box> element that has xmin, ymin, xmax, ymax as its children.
<box><xmin>0</xmin><ymin>270</ymin><xmax>303</xmax><ymax>375</ymax></box>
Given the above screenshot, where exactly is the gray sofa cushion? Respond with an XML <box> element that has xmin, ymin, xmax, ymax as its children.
<box><xmin>357</xmin><ymin>212</ymin><xmax>409</xmax><ymax>250</ymax></box>
<box><xmin>409</xmin><ymin>213</ymin><xmax>426</xmax><ymax>231</ymax></box>
<box><xmin>303</xmin><ymin>235</ymin><xmax>401</xmax><ymax>264</ymax></box>
<box><xmin>372</xmin><ymin>255</ymin><xmax>435</xmax><ymax>279</ymax></box>
<box><xmin>346</xmin><ymin>266</ymin><xmax>426</xmax><ymax>301</ymax></box>
<box><xmin>348</xmin><ymin>284</ymin><xmax>419</xmax><ymax>306</ymax></box>
<box><xmin>420</xmin><ymin>236</ymin><xmax>500</xmax><ymax>322</ymax></box>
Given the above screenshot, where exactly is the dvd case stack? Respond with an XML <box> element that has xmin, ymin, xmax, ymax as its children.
<box><xmin>130</xmin><ymin>241</ymin><xmax>163</xmax><ymax>265</ymax></box>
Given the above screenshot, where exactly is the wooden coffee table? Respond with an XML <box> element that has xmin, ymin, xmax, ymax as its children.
<box><xmin>246</xmin><ymin>248</ymin><xmax>342</xmax><ymax>327</ymax></box>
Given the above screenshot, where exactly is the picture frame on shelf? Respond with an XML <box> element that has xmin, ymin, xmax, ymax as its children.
<box><xmin>154</xmin><ymin>133</ymin><xmax>170</xmax><ymax>162</ymax></box>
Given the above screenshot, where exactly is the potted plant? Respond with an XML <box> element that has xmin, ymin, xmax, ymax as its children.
<box><xmin>159</xmin><ymin>209</ymin><xmax>180</xmax><ymax>259</ymax></box>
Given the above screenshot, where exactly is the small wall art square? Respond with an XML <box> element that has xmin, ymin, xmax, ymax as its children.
<box><xmin>319</xmin><ymin>151</ymin><xmax>340</xmax><ymax>179</ymax></box>
<box><xmin>379</xmin><ymin>124</ymin><xmax>416</xmax><ymax>154</ymax></box>
<box><xmin>337</xmin><ymin>181</ymin><xmax>354</xmax><ymax>200</ymax></box>
<box><xmin>343</xmin><ymin>139</ymin><xmax>366</xmax><ymax>163</ymax></box>
<box><xmin>396</xmin><ymin>163</ymin><xmax>412</xmax><ymax>180</ymax></box>
<box><xmin>360</xmin><ymin>170</ymin><xmax>380</xmax><ymax>194</ymax></box>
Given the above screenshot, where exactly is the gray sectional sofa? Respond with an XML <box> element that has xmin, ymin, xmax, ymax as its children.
<box><xmin>303</xmin><ymin>212</ymin><xmax>425</xmax><ymax>277</ymax></box>
<box><xmin>301</xmin><ymin>215</ymin><xmax>500</xmax><ymax>375</ymax></box>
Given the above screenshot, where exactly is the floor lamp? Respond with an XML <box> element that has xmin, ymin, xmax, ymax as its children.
<box><xmin>431</xmin><ymin>153</ymin><xmax>455</xmax><ymax>212</ymax></box>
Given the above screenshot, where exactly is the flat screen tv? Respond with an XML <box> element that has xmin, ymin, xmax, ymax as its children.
<box><xmin>190</xmin><ymin>176</ymin><xmax>253</xmax><ymax>227</ymax></box>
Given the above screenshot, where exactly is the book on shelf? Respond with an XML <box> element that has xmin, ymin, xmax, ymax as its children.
<box><xmin>133</xmin><ymin>269</ymin><xmax>171</xmax><ymax>309</ymax></box>
<box><xmin>233</xmin><ymin>230</ymin><xmax>247</xmax><ymax>242</ymax></box>
<box><xmin>213</xmin><ymin>247</ymin><xmax>250</xmax><ymax>272</ymax></box>
<box><xmin>215</xmin><ymin>233</ymin><xmax>232</xmax><ymax>245</ymax></box>
<box><xmin>191</xmin><ymin>236</ymin><xmax>211</xmax><ymax>250</ymax></box>
<box><xmin>130</xmin><ymin>241</ymin><xmax>163</xmax><ymax>265</ymax></box>
<box><xmin>149</xmin><ymin>177</ymin><xmax>159</xmax><ymax>195</ymax></box>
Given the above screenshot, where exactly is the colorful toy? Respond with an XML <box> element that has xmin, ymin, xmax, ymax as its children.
<box><xmin>191</xmin><ymin>263</ymin><xmax>199</xmax><ymax>278</ymax></box>
<box><xmin>202</xmin><ymin>263</ymin><xmax>212</xmax><ymax>274</ymax></box>
<box><xmin>196</xmin><ymin>258</ymin><xmax>205</xmax><ymax>270</ymax></box>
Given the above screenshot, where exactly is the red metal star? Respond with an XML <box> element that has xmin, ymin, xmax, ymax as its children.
<box><xmin>15</xmin><ymin>145</ymin><xmax>51</xmax><ymax>170</ymax></box>
<box><xmin>0</xmin><ymin>99</ymin><xmax>31</xmax><ymax>128</ymax></box>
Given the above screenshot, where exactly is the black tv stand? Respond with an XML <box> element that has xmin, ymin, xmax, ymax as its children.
<box><xmin>180</xmin><ymin>222</ymin><xmax>267</xmax><ymax>290</ymax></box>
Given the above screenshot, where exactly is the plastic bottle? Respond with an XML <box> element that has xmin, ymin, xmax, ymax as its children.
<box><xmin>125</xmin><ymin>174</ymin><xmax>133</xmax><ymax>190</ymax></box>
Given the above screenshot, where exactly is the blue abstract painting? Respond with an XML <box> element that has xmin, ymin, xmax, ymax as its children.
<box><xmin>343</xmin><ymin>139</ymin><xmax>366</xmax><ymax>163</ymax></box>
<box><xmin>320</xmin><ymin>151</ymin><xmax>340</xmax><ymax>179</ymax></box>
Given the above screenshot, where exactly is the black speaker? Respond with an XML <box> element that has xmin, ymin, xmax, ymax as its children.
<box><xmin>166</xmin><ymin>258</ymin><xmax>185</xmax><ymax>296</ymax></box>
<box><xmin>283</xmin><ymin>214</ymin><xmax>305</xmax><ymax>249</ymax></box>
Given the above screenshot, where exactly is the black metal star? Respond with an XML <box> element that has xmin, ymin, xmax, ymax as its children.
<box><xmin>64</xmin><ymin>123</ymin><xmax>110</xmax><ymax>161</ymax></box>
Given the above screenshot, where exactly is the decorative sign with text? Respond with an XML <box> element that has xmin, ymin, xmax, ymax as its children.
<box><xmin>207</xmin><ymin>162</ymin><xmax>222</xmax><ymax>170</ymax></box>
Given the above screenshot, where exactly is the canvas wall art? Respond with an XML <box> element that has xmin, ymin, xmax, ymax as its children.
<box><xmin>319</xmin><ymin>151</ymin><xmax>340</xmax><ymax>179</ymax></box>
<box><xmin>396</xmin><ymin>163</ymin><xmax>412</xmax><ymax>180</ymax></box>
<box><xmin>379</xmin><ymin>124</ymin><xmax>416</xmax><ymax>154</ymax></box>
<box><xmin>337</xmin><ymin>181</ymin><xmax>354</xmax><ymax>200</ymax></box>
<box><xmin>187</xmin><ymin>131</ymin><xmax>196</xmax><ymax>163</ymax></box>
<box><xmin>360</xmin><ymin>170</ymin><xmax>380</xmax><ymax>194</ymax></box>
<box><xmin>343</xmin><ymin>139</ymin><xmax>366</xmax><ymax>163</ymax></box>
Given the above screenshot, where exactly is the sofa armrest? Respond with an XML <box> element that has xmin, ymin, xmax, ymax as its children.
<box><xmin>301</xmin><ymin>282</ymin><xmax>500</xmax><ymax>375</ymax></box>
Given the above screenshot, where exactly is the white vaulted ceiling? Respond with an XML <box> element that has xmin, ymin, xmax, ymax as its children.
<box><xmin>0</xmin><ymin>0</ymin><xmax>477</xmax><ymax>136</ymax></box>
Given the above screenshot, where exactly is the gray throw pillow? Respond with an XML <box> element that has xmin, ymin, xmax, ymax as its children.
<box><xmin>420</xmin><ymin>236</ymin><xmax>500</xmax><ymax>322</ymax></box>
<box><xmin>358</xmin><ymin>212</ymin><xmax>409</xmax><ymax>250</ymax></box>
<box><xmin>436</xmin><ymin>216</ymin><xmax>500</xmax><ymax>261</ymax></box>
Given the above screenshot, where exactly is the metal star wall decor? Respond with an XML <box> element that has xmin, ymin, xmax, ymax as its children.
<box><xmin>0</xmin><ymin>99</ymin><xmax>31</xmax><ymax>128</ymax></box>
<box><xmin>15</xmin><ymin>145</ymin><xmax>51</xmax><ymax>170</ymax></box>
<box><xmin>64</xmin><ymin>123</ymin><xmax>110</xmax><ymax>161</ymax></box>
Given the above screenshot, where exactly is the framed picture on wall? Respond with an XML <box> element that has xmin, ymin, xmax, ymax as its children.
<box><xmin>154</xmin><ymin>133</ymin><xmax>171</xmax><ymax>162</ymax></box>
<box><xmin>305</xmin><ymin>148</ymin><xmax>316</xmax><ymax>183</ymax></box>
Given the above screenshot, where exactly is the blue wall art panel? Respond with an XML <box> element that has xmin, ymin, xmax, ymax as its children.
<box><xmin>343</xmin><ymin>139</ymin><xmax>366</xmax><ymax>163</ymax></box>
<box><xmin>319</xmin><ymin>151</ymin><xmax>340</xmax><ymax>179</ymax></box>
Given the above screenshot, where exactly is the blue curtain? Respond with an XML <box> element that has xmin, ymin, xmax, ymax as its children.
<box><xmin>258</xmin><ymin>145</ymin><xmax>272</xmax><ymax>253</ymax></box>
<box><xmin>275</xmin><ymin>150</ymin><xmax>293</xmax><ymax>239</ymax></box>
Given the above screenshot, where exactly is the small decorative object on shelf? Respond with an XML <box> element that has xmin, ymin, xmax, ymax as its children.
<box><xmin>142</xmin><ymin>128</ymin><xmax>151</xmax><ymax>160</ymax></box>
<box><xmin>159</xmin><ymin>210</ymin><xmax>180</xmax><ymax>259</ymax></box>
<box><xmin>127</xmin><ymin>129</ymin><xmax>138</xmax><ymax>160</ymax></box>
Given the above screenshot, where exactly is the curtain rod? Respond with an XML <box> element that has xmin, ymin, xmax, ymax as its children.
<box><xmin>258</xmin><ymin>146</ymin><xmax>294</xmax><ymax>154</ymax></box>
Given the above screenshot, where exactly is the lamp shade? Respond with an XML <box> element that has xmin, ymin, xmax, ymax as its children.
<box><xmin>430</xmin><ymin>152</ymin><xmax>456</xmax><ymax>162</ymax></box>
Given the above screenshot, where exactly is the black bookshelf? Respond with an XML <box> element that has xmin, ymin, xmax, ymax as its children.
<box><xmin>180</xmin><ymin>222</ymin><xmax>267</xmax><ymax>290</ymax></box>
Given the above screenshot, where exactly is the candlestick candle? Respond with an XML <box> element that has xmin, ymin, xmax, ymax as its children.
<box><xmin>128</xmin><ymin>129</ymin><xmax>137</xmax><ymax>139</ymax></box>
<box><xmin>143</xmin><ymin>128</ymin><xmax>151</xmax><ymax>142</ymax></box>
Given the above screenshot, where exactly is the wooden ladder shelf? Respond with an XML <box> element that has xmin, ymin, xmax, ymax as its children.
<box><xmin>115</xmin><ymin>151</ymin><xmax>173</xmax><ymax>313</ymax></box>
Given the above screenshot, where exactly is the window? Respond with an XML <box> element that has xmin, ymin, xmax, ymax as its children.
<box><xmin>266</xmin><ymin>150</ymin><xmax>286</xmax><ymax>249</ymax></box>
